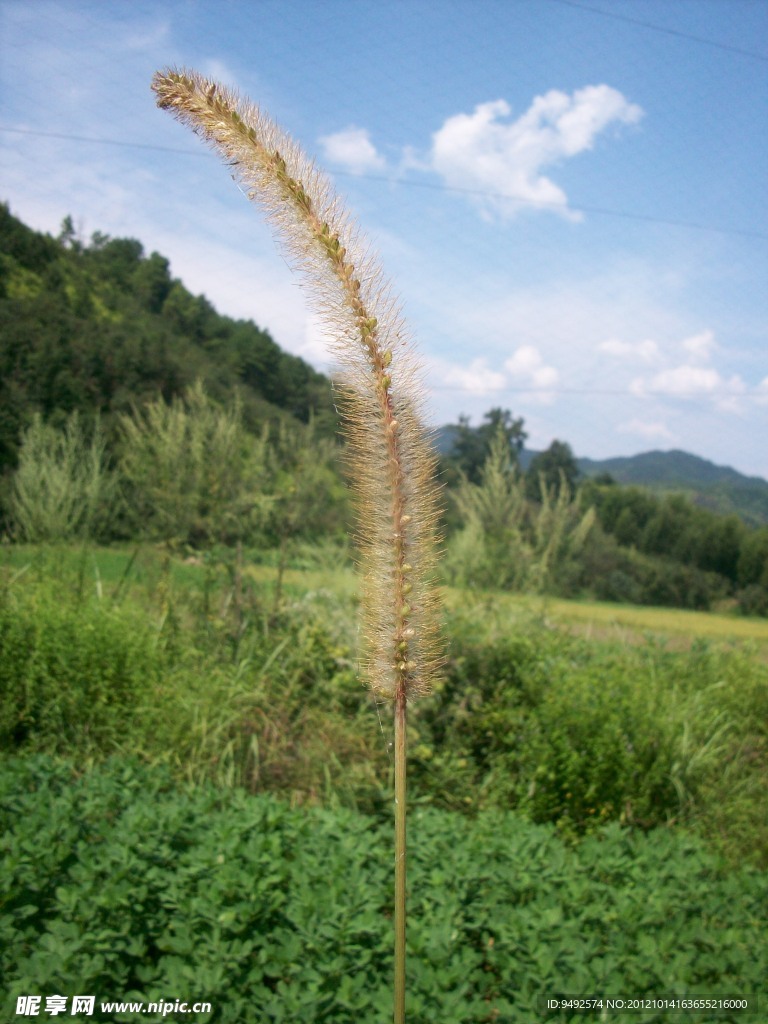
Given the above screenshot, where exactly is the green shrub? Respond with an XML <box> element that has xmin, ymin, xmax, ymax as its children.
<box><xmin>444</xmin><ymin>430</ymin><xmax>594</xmax><ymax>594</ymax></box>
<box><xmin>412</xmin><ymin>606</ymin><xmax>768</xmax><ymax>865</ymax></box>
<box><xmin>0</xmin><ymin>551</ymin><xmax>386</xmax><ymax>811</ymax></box>
<box><xmin>149</xmin><ymin>610</ymin><xmax>388</xmax><ymax>811</ymax></box>
<box><xmin>737</xmin><ymin>584</ymin><xmax>768</xmax><ymax>617</ymax></box>
<box><xmin>10</xmin><ymin>412</ymin><xmax>117</xmax><ymax>542</ymax></box>
<box><xmin>117</xmin><ymin>382</ymin><xmax>271</xmax><ymax>547</ymax></box>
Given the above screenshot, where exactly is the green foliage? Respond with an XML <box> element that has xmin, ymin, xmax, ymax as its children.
<box><xmin>438</xmin><ymin>413</ymin><xmax>768</xmax><ymax>614</ymax></box>
<box><xmin>3</xmin><ymin>199</ymin><xmax>766</xmax><ymax>616</ymax></box>
<box><xmin>261</xmin><ymin>418</ymin><xmax>348</xmax><ymax>549</ymax></box>
<box><xmin>0</xmin><ymin>547</ymin><xmax>384</xmax><ymax>810</ymax></box>
<box><xmin>576</xmin><ymin>526</ymin><xmax>727</xmax><ymax>611</ymax></box>
<box><xmin>115</xmin><ymin>387</ymin><xmax>347</xmax><ymax>552</ymax></box>
<box><xmin>1</xmin><ymin>755</ymin><xmax>765</xmax><ymax>1023</ymax></box>
<box><xmin>2</xmin><ymin>548</ymin><xmax>766</xmax><ymax>866</ymax></box>
<box><xmin>118</xmin><ymin>382</ymin><xmax>270</xmax><ymax>547</ymax></box>
<box><xmin>9</xmin><ymin>411</ymin><xmax>116</xmax><ymax>542</ymax></box>
<box><xmin>575</xmin><ymin>482</ymin><xmax>768</xmax><ymax>614</ymax></box>
<box><xmin>585</xmin><ymin>483</ymin><xmax>748</xmax><ymax>584</ymax></box>
<box><xmin>738</xmin><ymin>526</ymin><xmax>768</xmax><ymax>588</ymax></box>
<box><xmin>0</xmin><ymin>563</ymin><xmax>162</xmax><ymax>756</ymax></box>
<box><xmin>151</xmin><ymin>605</ymin><xmax>386</xmax><ymax>810</ymax></box>
<box><xmin>526</xmin><ymin>439</ymin><xmax>580</xmax><ymax>500</ymax></box>
<box><xmin>445</xmin><ymin>430</ymin><xmax>594</xmax><ymax>594</ymax></box>
<box><xmin>0</xmin><ymin>202</ymin><xmax>59</xmax><ymax>273</ymax></box>
<box><xmin>528</xmin><ymin>477</ymin><xmax>595</xmax><ymax>593</ymax></box>
<box><xmin>411</xmin><ymin>601</ymin><xmax>768</xmax><ymax>866</ymax></box>
<box><xmin>0</xmin><ymin>204</ymin><xmax>336</xmax><ymax>481</ymax></box>
<box><xmin>446</xmin><ymin>428</ymin><xmax>531</xmax><ymax>590</ymax></box>
<box><xmin>443</xmin><ymin>407</ymin><xmax>527</xmax><ymax>485</ymax></box>
<box><xmin>580</xmin><ymin>448</ymin><xmax>768</xmax><ymax>527</ymax></box>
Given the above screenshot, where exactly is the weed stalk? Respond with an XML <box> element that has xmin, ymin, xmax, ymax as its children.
<box><xmin>152</xmin><ymin>68</ymin><xmax>444</xmax><ymax>1022</ymax></box>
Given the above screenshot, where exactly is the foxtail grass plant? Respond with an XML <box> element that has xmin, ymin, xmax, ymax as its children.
<box><xmin>152</xmin><ymin>69</ymin><xmax>444</xmax><ymax>1023</ymax></box>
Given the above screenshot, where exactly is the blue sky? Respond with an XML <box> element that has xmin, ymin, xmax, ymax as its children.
<box><xmin>2</xmin><ymin>0</ymin><xmax>767</xmax><ymax>478</ymax></box>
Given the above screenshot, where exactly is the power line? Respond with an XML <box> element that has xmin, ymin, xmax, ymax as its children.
<box><xmin>430</xmin><ymin>385</ymin><xmax>767</xmax><ymax>398</ymax></box>
<box><xmin>549</xmin><ymin>0</ymin><xmax>768</xmax><ymax>62</ymax></box>
<box><xmin>332</xmin><ymin>169</ymin><xmax>768</xmax><ymax>241</ymax></box>
<box><xmin>2</xmin><ymin>125</ymin><xmax>766</xmax><ymax>241</ymax></box>
<box><xmin>0</xmin><ymin>125</ymin><xmax>197</xmax><ymax>156</ymax></box>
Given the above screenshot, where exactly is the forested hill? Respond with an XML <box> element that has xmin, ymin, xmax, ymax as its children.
<box><xmin>0</xmin><ymin>202</ymin><xmax>336</xmax><ymax>470</ymax></box>
<box><xmin>577</xmin><ymin>450</ymin><xmax>768</xmax><ymax>527</ymax></box>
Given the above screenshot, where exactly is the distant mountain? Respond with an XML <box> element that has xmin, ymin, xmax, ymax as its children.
<box><xmin>438</xmin><ymin>425</ymin><xmax>768</xmax><ymax>526</ymax></box>
<box><xmin>577</xmin><ymin>449</ymin><xmax>764</xmax><ymax>488</ymax></box>
<box><xmin>575</xmin><ymin>450</ymin><xmax>768</xmax><ymax>526</ymax></box>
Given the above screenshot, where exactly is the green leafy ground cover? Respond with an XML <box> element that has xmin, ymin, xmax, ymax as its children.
<box><xmin>2</xmin><ymin>755</ymin><xmax>765</xmax><ymax>1023</ymax></box>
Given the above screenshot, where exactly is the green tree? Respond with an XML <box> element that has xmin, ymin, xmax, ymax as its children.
<box><xmin>738</xmin><ymin>526</ymin><xmax>768</xmax><ymax>588</ymax></box>
<box><xmin>260</xmin><ymin>418</ymin><xmax>348</xmax><ymax>606</ymax></box>
<box><xmin>0</xmin><ymin>205</ymin><xmax>340</xmax><ymax>459</ymax></box>
<box><xmin>57</xmin><ymin>215</ymin><xmax>82</xmax><ymax>253</ymax></box>
<box><xmin>161</xmin><ymin>282</ymin><xmax>217</xmax><ymax>343</ymax></box>
<box><xmin>262</xmin><ymin>418</ymin><xmax>346</xmax><ymax>547</ymax></box>
<box><xmin>640</xmin><ymin>494</ymin><xmax>692</xmax><ymax>558</ymax></box>
<box><xmin>528</xmin><ymin>473</ymin><xmax>595</xmax><ymax>593</ymax></box>
<box><xmin>526</xmin><ymin>440</ymin><xmax>579</xmax><ymax>500</ymax></box>
<box><xmin>736</xmin><ymin>526</ymin><xmax>768</xmax><ymax>615</ymax></box>
<box><xmin>133</xmin><ymin>252</ymin><xmax>173</xmax><ymax>314</ymax></box>
<box><xmin>87</xmin><ymin>235</ymin><xmax>144</xmax><ymax>287</ymax></box>
<box><xmin>695</xmin><ymin>515</ymin><xmax>744</xmax><ymax>583</ymax></box>
<box><xmin>596</xmin><ymin>486</ymin><xmax>656</xmax><ymax>543</ymax></box>
<box><xmin>0</xmin><ymin>202</ymin><xmax>58</xmax><ymax>272</ymax></box>
<box><xmin>446</xmin><ymin>407</ymin><xmax>527</xmax><ymax>484</ymax></box>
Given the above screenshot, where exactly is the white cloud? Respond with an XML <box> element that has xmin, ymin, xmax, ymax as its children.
<box><xmin>603</xmin><ymin>327</ymin><xmax>752</xmax><ymax>414</ymax></box>
<box><xmin>504</xmin><ymin>345</ymin><xmax>559</xmax><ymax>402</ymax></box>
<box><xmin>442</xmin><ymin>358</ymin><xmax>506</xmax><ymax>394</ymax></box>
<box><xmin>319</xmin><ymin>127</ymin><xmax>385</xmax><ymax>174</ymax></box>
<box><xmin>648</xmin><ymin>365</ymin><xmax>722</xmax><ymax>396</ymax></box>
<box><xmin>630</xmin><ymin>363</ymin><xmax>747</xmax><ymax>412</ymax></box>
<box><xmin>681</xmin><ymin>329</ymin><xmax>715</xmax><ymax>361</ymax></box>
<box><xmin>429</xmin><ymin>85</ymin><xmax>643</xmax><ymax>220</ymax></box>
<box><xmin>617</xmin><ymin>419</ymin><xmax>674</xmax><ymax>441</ymax></box>
<box><xmin>599</xmin><ymin>338</ymin><xmax>660</xmax><ymax>362</ymax></box>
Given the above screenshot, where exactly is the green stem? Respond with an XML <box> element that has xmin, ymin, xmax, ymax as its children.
<box><xmin>394</xmin><ymin>688</ymin><xmax>407</xmax><ymax>1024</ymax></box>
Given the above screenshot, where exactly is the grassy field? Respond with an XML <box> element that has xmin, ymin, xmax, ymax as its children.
<box><xmin>439</xmin><ymin>578</ymin><xmax>768</xmax><ymax>662</ymax></box>
<box><xmin>3</xmin><ymin>541</ymin><xmax>767</xmax><ymax>869</ymax></box>
<box><xmin>545</xmin><ymin>595</ymin><xmax>768</xmax><ymax>642</ymax></box>
<box><xmin>6</xmin><ymin>542</ymin><xmax>767</xmax><ymax>646</ymax></box>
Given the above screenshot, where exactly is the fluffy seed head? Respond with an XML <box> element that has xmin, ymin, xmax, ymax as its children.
<box><xmin>152</xmin><ymin>68</ymin><xmax>444</xmax><ymax>701</ymax></box>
